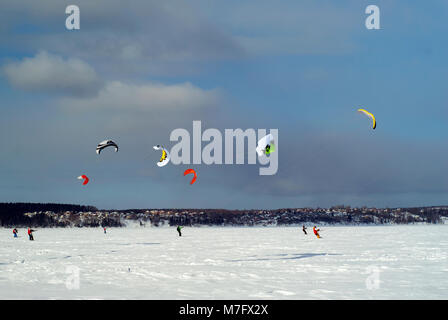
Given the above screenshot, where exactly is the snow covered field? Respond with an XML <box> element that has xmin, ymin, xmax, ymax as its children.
<box><xmin>0</xmin><ymin>225</ymin><xmax>447</xmax><ymax>299</ymax></box>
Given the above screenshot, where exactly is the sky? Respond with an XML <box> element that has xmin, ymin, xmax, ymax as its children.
<box><xmin>1</xmin><ymin>0</ymin><xmax>448</xmax><ymax>210</ymax></box>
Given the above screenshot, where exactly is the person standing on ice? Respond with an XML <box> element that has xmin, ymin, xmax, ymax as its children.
<box><xmin>28</xmin><ymin>227</ymin><xmax>35</xmax><ymax>241</ymax></box>
<box><xmin>13</xmin><ymin>228</ymin><xmax>18</xmax><ymax>238</ymax></box>
<box><xmin>302</xmin><ymin>225</ymin><xmax>307</xmax><ymax>235</ymax></box>
<box><xmin>313</xmin><ymin>226</ymin><xmax>321</xmax><ymax>239</ymax></box>
<box><xmin>103</xmin><ymin>227</ymin><xmax>107</xmax><ymax>234</ymax></box>
<box><xmin>177</xmin><ymin>226</ymin><xmax>183</xmax><ymax>237</ymax></box>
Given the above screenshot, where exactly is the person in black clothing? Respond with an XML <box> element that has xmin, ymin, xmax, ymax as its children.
<box><xmin>28</xmin><ymin>227</ymin><xmax>35</xmax><ymax>241</ymax></box>
<box><xmin>302</xmin><ymin>225</ymin><xmax>307</xmax><ymax>235</ymax></box>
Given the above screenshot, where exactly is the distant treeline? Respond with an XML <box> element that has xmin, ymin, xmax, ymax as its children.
<box><xmin>117</xmin><ymin>207</ymin><xmax>447</xmax><ymax>226</ymax></box>
<box><xmin>1</xmin><ymin>203</ymin><xmax>448</xmax><ymax>228</ymax></box>
<box><xmin>0</xmin><ymin>203</ymin><xmax>98</xmax><ymax>227</ymax></box>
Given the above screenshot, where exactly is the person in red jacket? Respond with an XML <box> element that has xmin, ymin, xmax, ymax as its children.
<box><xmin>13</xmin><ymin>228</ymin><xmax>18</xmax><ymax>238</ymax></box>
<box><xmin>27</xmin><ymin>227</ymin><xmax>35</xmax><ymax>241</ymax></box>
<box><xmin>313</xmin><ymin>226</ymin><xmax>321</xmax><ymax>239</ymax></box>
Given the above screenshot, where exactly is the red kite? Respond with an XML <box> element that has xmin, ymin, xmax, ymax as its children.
<box><xmin>183</xmin><ymin>169</ymin><xmax>197</xmax><ymax>185</ymax></box>
<box><xmin>77</xmin><ymin>175</ymin><xmax>89</xmax><ymax>185</ymax></box>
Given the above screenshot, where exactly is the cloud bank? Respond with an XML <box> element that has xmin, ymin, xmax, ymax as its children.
<box><xmin>3</xmin><ymin>51</ymin><xmax>103</xmax><ymax>97</ymax></box>
<box><xmin>60</xmin><ymin>81</ymin><xmax>221</xmax><ymax>112</ymax></box>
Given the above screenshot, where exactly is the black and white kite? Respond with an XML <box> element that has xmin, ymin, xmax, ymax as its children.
<box><xmin>96</xmin><ymin>140</ymin><xmax>118</xmax><ymax>154</ymax></box>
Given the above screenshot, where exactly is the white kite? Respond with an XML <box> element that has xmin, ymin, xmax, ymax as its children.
<box><xmin>256</xmin><ymin>134</ymin><xmax>275</xmax><ymax>157</ymax></box>
<box><xmin>153</xmin><ymin>145</ymin><xmax>170</xmax><ymax>167</ymax></box>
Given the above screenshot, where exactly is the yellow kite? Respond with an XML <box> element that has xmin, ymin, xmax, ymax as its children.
<box><xmin>357</xmin><ymin>108</ymin><xmax>376</xmax><ymax>130</ymax></box>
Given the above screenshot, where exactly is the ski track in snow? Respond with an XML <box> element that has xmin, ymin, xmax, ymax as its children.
<box><xmin>0</xmin><ymin>225</ymin><xmax>447</xmax><ymax>299</ymax></box>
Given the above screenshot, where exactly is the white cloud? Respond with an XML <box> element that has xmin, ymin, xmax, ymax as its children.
<box><xmin>60</xmin><ymin>81</ymin><xmax>221</xmax><ymax>112</ymax></box>
<box><xmin>3</xmin><ymin>51</ymin><xmax>103</xmax><ymax>97</ymax></box>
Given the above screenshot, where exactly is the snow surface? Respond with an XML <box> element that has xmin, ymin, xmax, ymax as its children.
<box><xmin>0</xmin><ymin>225</ymin><xmax>447</xmax><ymax>299</ymax></box>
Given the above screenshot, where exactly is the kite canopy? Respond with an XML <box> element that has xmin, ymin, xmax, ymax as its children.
<box><xmin>357</xmin><ymin>109</ymin><xmax>376</xmax><ymax>129</ymax></box>
<box><xmin>77</xmin><ymin>175</ymin><xmax>89</xmax><ymax>185</ymax></box>
<box><xmin>153</xmin><ymin>145</ymin><xmax>171</xmax><ymax>167</ymax></box>
<box><xmin>96</xmin><ymin>140</ymin><xmax>119</xmax><ymax>154</ymax></box>
<box><xmin>256</xmin><ymin>134</ymin><xmax>275</xmax><ymax>157</ymax></box>
<box><xmin>184</xmin><ymin>168</ymin><xmax>197</xmax><ymax>185</ymax></box>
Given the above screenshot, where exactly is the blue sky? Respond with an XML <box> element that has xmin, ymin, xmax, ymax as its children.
<box><xmin>1</xmin><ymin>0</ymin><xmax>448</xmax><ymax>209</ymax></box>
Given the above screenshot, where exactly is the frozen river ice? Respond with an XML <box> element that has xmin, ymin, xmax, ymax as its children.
<box><xmin>0</xmin><ymin>225</ymin><xmax>447</xmax><ymax>299</ymax></box>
